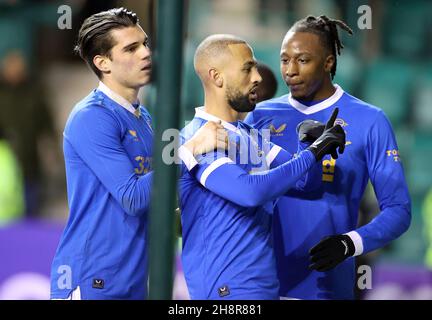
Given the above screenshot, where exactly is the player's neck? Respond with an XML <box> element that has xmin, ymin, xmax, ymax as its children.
<box><xmin>300</xmin><ymin>80</ymin><xmax>336</xmax><ymax>102</ymax></box>
<box><xmin>100</xmin><ymin>78</ymin><xmax>140</xmax><ymax>104</ymax></box>
<box><xmin>203</xmin><ymin>92</ymin><xmax>239</xmax><ymax>123</ymax></box>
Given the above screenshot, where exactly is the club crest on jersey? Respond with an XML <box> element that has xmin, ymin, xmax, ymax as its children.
<box><xmin>334</xmin><ymin>118</ymin><xmax>351</xmax><ymax>147</ymax></box>
<box><xmin>129</xmin><ymin>130</ymin><xmax>139</xmax><ymax>141</ymax></box>
<box><xmin>334</xmin><ymin>118</ymin><xmax>348</xmax><ymax>127</ymax></box>
<box><xmin>269</xmin><ymin>123</ymin><xmax>286</xmax><ymax>136</ymax></box>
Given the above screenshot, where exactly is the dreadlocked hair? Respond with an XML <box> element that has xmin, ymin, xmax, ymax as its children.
<box><xmin>290</xmin><ymin>15</ymin><xmax>353</xmax><ymax>79</ymax></box>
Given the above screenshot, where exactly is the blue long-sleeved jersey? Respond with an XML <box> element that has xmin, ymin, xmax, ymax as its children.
<box><xmin>245</xmin><ymin>85</ymin><xmax>411</xmax><ymax>299</ymax></box>
<box><xmin>178</xmin><ymin>107</ymin><xmax>318</xmax><ymax>300</ymax></box>
<box><xmin>50</xmin><ymin>83</ymin><xmax>153</xmax><ymax>299</ymax></box>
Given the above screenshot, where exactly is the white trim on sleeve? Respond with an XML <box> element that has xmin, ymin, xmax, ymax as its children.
<box><xmin>71</xmin><ymin>286</ymin><xmax>81</xmax><ymax>300</ymax></box>
<box><xmin>51</xmin><ymin>286</ymin><xmax>81</xmax><ymax>300</ymax></box>
<box><xmin>345</xmin><ymin>231</ymin><xmax>364</xmax><ymax>256</ymax></box>
<box><xmin>200</xmin><ymin>157</ymin><xmax>233</xmax><ymax>186</ymax></box>
<box><xmin>178</xmin><ymin>145</ymin><xmax>198</xmax><ymax>171</ymax></box>
<box><xmin>266</xmin><ymin>145</ymin><xmax>282</xmax><ymax>167</ymax></box>
<box><xmin>280</xmin><ymin>296</ymin><xmax>301</xmax><ymax>300</ymax></box>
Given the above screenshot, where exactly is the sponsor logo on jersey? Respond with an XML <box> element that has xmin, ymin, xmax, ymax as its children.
<box><xmin>270</xmin><ymin>123</ymin><xmax>286</xmax><ymax>136</ymax></box>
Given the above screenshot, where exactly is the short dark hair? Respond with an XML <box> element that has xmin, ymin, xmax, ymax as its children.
<box><xmin>74</xmin><ymin>7</ymin><xmax>139</xmax><ymax>79</ymax></box>
<box><xmin>194</xmin><ymin>34</ymin><xmax>247</xmax><ymax>75</ymax></box>
<box><xmin>289</xmin><ymin>15</ymin><xmax>353</xmax><ymax>79</ymax></box>
<box><xmin>257</xmin><ymin>62</ymin><xmax>277</xmax><ymax>102</ymax></box>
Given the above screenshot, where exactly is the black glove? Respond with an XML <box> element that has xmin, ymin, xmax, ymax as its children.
<box><xmin>307</xmin><ymin>108</ymin><xmax>345</xmax><ymax>161</ymax></box>
<box><xmin>296</xmin><ymin>120</ymin><xmax>325</xmax><ymax>143</ymax></box>
<box><xmin>309</xmin><ymin>234</ymin><xmax>355</xmax><ymax>272</ymax></box>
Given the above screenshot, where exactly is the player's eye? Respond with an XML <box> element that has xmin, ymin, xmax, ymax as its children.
<box><xmin>281</xmin><ymin>58</ymin><xmax>289</xmax><ymax>64</ymax></box>
<box><xmin>298</xmin><ymin>58</ymin><xmax>308</xmax><ymax>64</ymax></box>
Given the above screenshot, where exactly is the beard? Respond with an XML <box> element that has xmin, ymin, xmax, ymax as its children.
<box><xmin>226</xmin><ymin>85</ymin><xmax>256</xmax><ymax>113</ymax></box>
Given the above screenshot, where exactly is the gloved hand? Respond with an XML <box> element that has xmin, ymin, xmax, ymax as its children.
<box><xmin>296</xmin><ymin>120</ymin><xmax>325</xmax><ymax>143</ymax></box>
<box><xmin>309</xmin><ymin>234</ymin><xmax>355</xmax><ymax>272</ymax></box>
<box><xmin>307</xmin><ymin>108</ymin><xmax>345</xmax><ymax>161</ymax></box>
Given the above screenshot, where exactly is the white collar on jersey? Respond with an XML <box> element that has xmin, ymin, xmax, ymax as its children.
<box><xmin>194</xmin><ymin>107</ymin><xmax>241</xmax><ymax>134</ymax></box>
<box><xmin>288</xmin><ymin>84</ymin><xmax>344</xmax><ymax>115</ymax></box>
<box><xmin>97</xmin><ymin>81</ymin><xmax>140</xmax><ymax>116</ymax></box>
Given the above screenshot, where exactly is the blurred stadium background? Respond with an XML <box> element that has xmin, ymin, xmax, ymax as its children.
<box><xmin>0</xmin><ymin>0</ymin><xmax>431</xmax><ymax>300</ymax></box>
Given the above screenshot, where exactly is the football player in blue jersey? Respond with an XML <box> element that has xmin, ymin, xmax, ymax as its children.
<box><xmin>245</xmin><ymin>15</ymin><xmax>411</xmax><ymax>299</ymax></box>
<box><xmin>50</xmin><ymin>8</ymin><xmax>226</xmax><ymax>300</ymax></box>
<box><xmin>178</xmin><ymin>34</ymin><xmax>346</xmax><ymax>299</ymax></box>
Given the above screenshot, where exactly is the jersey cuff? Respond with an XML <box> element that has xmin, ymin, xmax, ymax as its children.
<box><xmin>266</xmin><ymin>145</ymin><xmax>282</xmax><ymax>167</ymax></box>
<box><xmin>298</xmin><ymin>149</ymin><xmax>316</xmax><ymax>167</ymax></box>
<box><xmin>178</xmin><ymin>145</ymin><xmax>198</xmax><ymax>171</ymax></box>
<box><xmin>344</xmin><ymin>231</ymin><xmax>364</xmax><ymax>256</ymax></box>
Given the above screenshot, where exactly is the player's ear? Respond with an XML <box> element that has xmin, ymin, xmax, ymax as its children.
<box><xmin>93</xmin><ymin>55</ymin><xmax>111</xmax><ymax>75</ymax></box>
<box><xmin>324</xmin><ymin>54</ymin><xmax>335</xmax><ymax>73</ymax></box>
<box><xmin>209</xmin><ymin>68</ymin><xmax>223</xmax><ymax>88</ymax></box>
